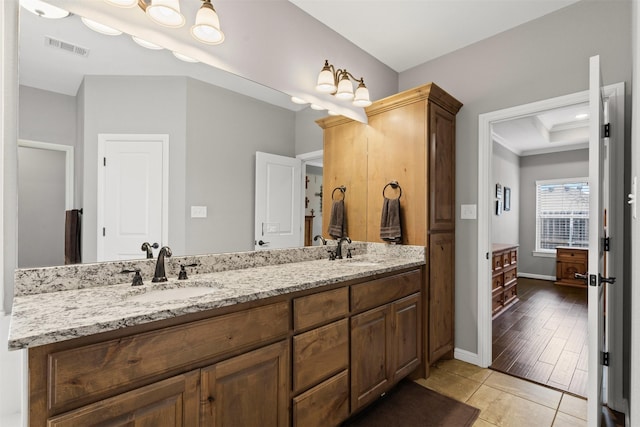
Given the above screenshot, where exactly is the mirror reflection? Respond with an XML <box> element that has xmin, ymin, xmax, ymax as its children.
<box><xmin>18</xmin><ymin>7</ymin><xmax>324</xmax><ymax>268</ymax></box>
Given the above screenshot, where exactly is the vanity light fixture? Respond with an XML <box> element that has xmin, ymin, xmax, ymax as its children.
<box><xmin>172</xmin><ymin>51</ymin><xmax>199</xmax><ymax>62</ymax></box>
<box><xmin>81</xmin><ymin>17</ymin><xmax>123</xmax><ymax>36</ymax></box>
<box><xmin>290</xmin><ymin>96</ymin><xmax>308</xmax><ymax>105</ymax></box>
<box><xmin>315</xmin><ymin>59</ymin><xmax>372</xmax><ymax>107</ymax></box>
<box><xmin>104</xmin><ymin>0</ymin><xmax>225</xmax><ymax>45</ymax></box>
<box><xmin>20</xmin><ymin>0</ymin><xmax>70</xmax><ymax>19</ymax></box>
<box><xmin>132</xmin><ymin>35</ymin><xmax>163</xmax><ymax>50</ymax></box>
<box><xmin>310</xmin><ymin>104</ymin><xmax>325</xmax><ymax>111</ymax></box>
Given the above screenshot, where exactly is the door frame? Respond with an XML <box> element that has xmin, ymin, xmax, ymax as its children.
<box><xmin>18</xmin><ymin>139</ymin><xmax>74</xmax><ymax>210</ymax></box>
<box><xmin>296</xmin><ymin>149</ymin><xmax>323</xmax><ymax>242</ymax></box>
<box><xmin>476</xmin><ymin>82</ymin><xmax>625</xmax><ymax>403</ymax></box>
<box><xmin>96</xmin><ymin>134</ymin><xmax>169</xmax><ymax>261</ymax></box>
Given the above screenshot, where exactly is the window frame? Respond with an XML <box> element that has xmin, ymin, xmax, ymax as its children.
<box><xmin>534</xmin><ymin>177</ymin><xmax>589</xmax><ymax>256</ymax></box>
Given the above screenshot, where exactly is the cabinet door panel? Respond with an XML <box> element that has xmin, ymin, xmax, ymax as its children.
<box><xmin>292</xmin><ymin>370</ymin><xmax>349</xmax><ymax>427</ymax></box>
<box><xmin>429</xmin><ymin>232</ymin><xmax>455</xmax><ymax>363</ymax></box>
<box><xmin>429</xmin><ymin>103</ymin><xmax>456</xmax><ymax>232</ymax></box>
<box><xmin>350</xmin><ymin>304</ymin><xmax>391</xmax><ymax>412</ymax></box>
<box><xmin>293</xmin><ymin>319</ymin><xmax>349</xmax><ymax>393</ymax></box>
<box><xmin>391</xmin><ymin>293</ymin><xmax>421</xmax><ymax>379</ymax></box>
<box><xmin>201</xmin><ymin>341</ymin><xmax>289</xmax><ymax>427</ymax></box>
<box><xmin>47</xmin><ymin>371</ymin><xmax>199</xmax><ymax>427</ymax></box>
<box><xmin>321</xmin><ymin>119</ymin><xmax>368</xmax><ymax>241</ymax></box>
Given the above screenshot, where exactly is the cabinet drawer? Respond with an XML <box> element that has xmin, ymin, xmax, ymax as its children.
<box><xmin>492</xmin><ymin>273</ymin><xmax>503</xmax><ymax>290</ymax></box>
<box><xmin>492</xmin><ymin>253</ymin><xmax>503</xmax><ymax>271</ymax></box>
<box><xmin>504</xmin><ymin>282</ymin><xmax>518</xmax><ymax>305</ymax></box>
<box><xmin>293</xmin><ymin>319</ymin><xmax>349</xmax><ymax>393</ymax></box>
<box><xmin>47</xmin><ymin>302</ymin><xmax>289</xmax><ymax>412</ymax></box>
<box><xmin>503</xmin><ymin>266</ymin><xmax>517</xmax><ymax>285</ymax></box>
<box><xmin>556</xmin><ymin>248</ymin><xmax>588</xmax><ymax>262</ymax></box>
<box><xmin>492</xmin><ymin>288</ymin><xmax>504</xmax><ymax>314</ymax></box>
<box><xmin>292</xmin><ymin>370</ymin><xmax>349</xmax><ymax>427</ymax></box>
<box><xmin>510</xmin><ymin>249</ymin><xmax>518</xmax><ymax>265</ymax></box>
<box><xmin>351</xmin><ymin>269</ymin><xmax>421</xmax><ymax>312</ymax></box>
<box><xmin>294</xmin><ymin>287</ymin><xmax>348</xmax><ymax>331</ymax></box>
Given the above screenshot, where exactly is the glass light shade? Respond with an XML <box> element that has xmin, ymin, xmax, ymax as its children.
<box><xmin>81</xmin><ymin>17</ymin><xmax>123</xmax><ymax>36</ymax></box>
<box><xmin>191</xmin><ymin>3</ymin><xmax>225</xmax><ymax>45</ymax></box>
<box><xmin>146</xmin><ymin>0</ymin><xmax>185</xmax><ymax>28</ymax></box>
<box><xmin>328</xmin><ymin>110</ymin><xmax>340</xmax><ymax>116</ymax></box>
<box><xmin>291</xmin><ymin>97</ymin><xmax>308</xmax><ymax>105</ymax></box>
<box><xmin>316</xmin><ymin>68</ymin><xmax>336</xmax><ymax>93</ymax></box>
<box><xmin>104</xmin><ymin>0</ymin><xmax>138</xmax><ymax>7</ymax></box>
<box><xmin>20</xmin><ymin>0</ymin><xmax>69</xmax><ymax>19</ymax></box>
<box><xmin>172</xmin><ymin>51</ymin><xmax>199</xmax><ymax>63</ymax></box>
<box><xmin>132</xmin><ymin>35</ymin><xmax>163</xmax><ymax>50</ymax></box>
<box><xmin>335</xmin><ymin>75</ymin><xmax>354</xmax><ymax>100</ymax></box>
<box><xmin>353</xmin><ymin>82</ymin><xmax>372</xmax><ymax>107</ymax></box>
<box><xmin>310</xmin><ymin>104</ymin><xmax>325</xmax><ymax>111</ymax></box>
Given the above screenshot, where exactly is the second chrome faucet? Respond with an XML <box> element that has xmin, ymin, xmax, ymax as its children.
<box><xmin>152</xmin><ymin>246</ymin><xmax>172</xmax><ymax>282</ymax></box>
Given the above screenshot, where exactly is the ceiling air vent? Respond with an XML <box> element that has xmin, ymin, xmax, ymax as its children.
<box><xmin>44</xmin><ymin>36</ymin><xmax>90</xmax><ymax>57</ymax></box>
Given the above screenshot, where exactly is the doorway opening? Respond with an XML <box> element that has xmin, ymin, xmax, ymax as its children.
<box><xmin>476</xmin><ymin>82</ymin><xmax>625</xmax><ymax>410</ymax></box>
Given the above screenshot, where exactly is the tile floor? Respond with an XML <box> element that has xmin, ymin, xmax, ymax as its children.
<box><xmin>416</xmin><ymin>358</ymin><xmax>587</xmax><ymax>427</ymax></box>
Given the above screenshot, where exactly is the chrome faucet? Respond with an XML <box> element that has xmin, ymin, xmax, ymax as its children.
<box><xmin>152</xmin><ymin>246</ymin><xmax>172</xmax><ymax>282</ymax></box>
<box><xmin>335</xmin><ymin>236</ymin><xmax>351</xmax><ymax>259</ymax></box>
<box><xmin>313</xmin><ymin>235</ymin><xmax>327</xmax><ymax>245</ymax></box>
<box><xmin>141</xmin><ymin>242</ymin><xmax>159</xmax><ymax>259</ymax></box>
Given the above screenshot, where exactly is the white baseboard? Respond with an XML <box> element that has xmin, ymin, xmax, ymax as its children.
<box><xmin>454</xmin><ymin>348</ymin><xmax>481</xmax><ymax>367</ymax></box>
<box><xmin>518</xmin><ymin>272</ymin><xmax>556</xmax><ymax>282</ymax></box>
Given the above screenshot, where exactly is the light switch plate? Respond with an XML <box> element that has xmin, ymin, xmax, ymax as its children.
<box><xmin>191</xmin><ymin>206</ymin><xmax>207</xmax><ymax>218</ymax></box>
<box><xmin>460</xmin><ymin>204</ymin><xmax>477</xmax><ymax>220</ymax></box>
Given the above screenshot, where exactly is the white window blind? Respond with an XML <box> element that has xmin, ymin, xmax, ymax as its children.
<box><xmin>535</xmin><ymin>178</ymin><xmax>589</xmax><ymax>251</ymax></box>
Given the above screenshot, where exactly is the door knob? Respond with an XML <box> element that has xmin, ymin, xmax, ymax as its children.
<box><xmin>574</xmin><ymin>273</ymin><xmax>588</xmax><ymax>281</ymax></box>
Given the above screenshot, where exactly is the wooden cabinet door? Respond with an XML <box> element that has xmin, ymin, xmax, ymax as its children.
<box><xmin>428</xmin><ymin>232</ymin><xmax>455</xmax><ymax>363</ymax></box>
<box><xmin>390</xmin><ymin>293</ymin><xmax>421</xmax><ymax>379</ymax></box>
<box><xmin>320</xmin><ymin>118</ymin><xmax>368</xmax><ymax>242</ymax></box>
<box><xmin>350</xmin><ymin>304</ymin><xmax>392</xmax><ymax>412</ymax></box>
<box><xmin>200</xmin><ymin>340</ymin><xmax>289</xmax><ymax>427</ymax></box>
<box><xmin>47</xmin><ymin>371</ymin><xmax>200</xmax><ymax>427</ymax></box>
<box><xmin>428</xmin><ymin>103</ymin><xmax>456</xmax><ymax>232</ymax></box>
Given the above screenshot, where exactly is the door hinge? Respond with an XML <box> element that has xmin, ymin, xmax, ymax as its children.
<box><xmin>603</xmin><ymin>123</ymin><xmax>610</xmax><ymax>138</ymax></box>
<box><xmin>602</xmin><ymin>236</ymin><xmax>610</xmax><ymax>252</ymax></box>
<box><xmin>602</xmin><ymin>351</ymin><xmax>610</xmax><ymax>367</ymax></box>
<box><xmin>103</xmin><ymin>227</ymin><xmax>106</xmax><ymax>237</ymax></box>
<box><xmin>103</xmin><ymin>157</ymin><xmax>106</xmax><ymax>167</ymax></box>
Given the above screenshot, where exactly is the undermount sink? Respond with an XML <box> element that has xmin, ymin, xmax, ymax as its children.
<box><xmin>123</xmin><ymin>280</ymin><xmax>222</xmax><ymax>303</ymax></box>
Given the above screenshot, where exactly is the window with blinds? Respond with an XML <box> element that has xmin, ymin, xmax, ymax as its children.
<box><xmin>535</xmin><ymin>178</ymin><xmax>589</xmax><ymax>252</ymax></box>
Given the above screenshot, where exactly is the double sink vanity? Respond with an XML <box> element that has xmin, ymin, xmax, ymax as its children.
<box><xmin>9</xmin><ymin>242</ymin><xmax>426</xmax><ymax>427</ymax></box>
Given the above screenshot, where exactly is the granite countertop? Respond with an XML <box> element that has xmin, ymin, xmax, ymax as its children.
<box><xmin>8</xmin><ymin>244</ymin><xmax>425</xmax><ymax>350</ymax></box>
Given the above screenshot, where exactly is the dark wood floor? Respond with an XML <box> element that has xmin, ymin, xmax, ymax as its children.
<box><xmin>491</xmin><ymin>277</ymin><xmax>588</xmax><ymax>397</ymax></box>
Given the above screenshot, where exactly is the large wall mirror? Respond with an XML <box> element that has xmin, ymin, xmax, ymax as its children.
<box><xmin>17</xmin><ymin>6</ymin><xmax>325</xmax><ymax>268</ymax></box>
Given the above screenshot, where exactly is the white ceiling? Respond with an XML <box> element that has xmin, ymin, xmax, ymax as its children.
<box><xmin>19</xmin><ymin>0</ymin><xmax>587</xmax><ymax>155</ymax></box>
<box><xmin>289</xmin><ymin>0</ymin><xmax>580</xmax><ymax>73</ymax></box>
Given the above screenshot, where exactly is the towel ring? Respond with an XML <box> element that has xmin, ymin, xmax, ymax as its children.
<box><xmin>331</xmin><ymin>186</ymin><xmax>346</xmax><ymax>201</ymax></box>
<box><xmin>383</xmin><ymin>181</ymin><xmax>402</xmax><ymax>200</ymax></box>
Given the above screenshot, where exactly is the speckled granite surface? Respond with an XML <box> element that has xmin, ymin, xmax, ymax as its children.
<box><xmin>8</xmin><ymin>243</ymin><xmax>425</xmax><ymax>350</ymax></box>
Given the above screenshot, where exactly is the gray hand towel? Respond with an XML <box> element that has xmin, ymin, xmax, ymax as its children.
<box><xmin>328</xmin><ymin>199</ymin><xmax>345</xmax><ymax>239</ymax></box>
<box><xmin>380</xmin><ymin>197</ymin><xmax>402</xmax><ymax>243</ymax></box>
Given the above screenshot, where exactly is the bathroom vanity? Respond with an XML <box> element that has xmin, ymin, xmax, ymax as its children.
<box><xmin>9</xmin><ymin>243</ymin><xmax>425</xmax><ymax>427</ymax></box>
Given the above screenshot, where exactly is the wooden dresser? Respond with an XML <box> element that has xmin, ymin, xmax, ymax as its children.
<box><xmin>492</xmin><ymin>244</ymin><xmax>519</xmax><ymax>318</ymax></box>
<box><xmin>555</xmin><ymin>246</ymin><xmax>588</xmax><ymax>288</ymax></box>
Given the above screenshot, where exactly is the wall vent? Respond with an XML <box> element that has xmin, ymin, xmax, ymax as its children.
<box><xmin>44</xmin><ymin>36</ymin><xmax>90</xmax><ymax>57</ymax></box>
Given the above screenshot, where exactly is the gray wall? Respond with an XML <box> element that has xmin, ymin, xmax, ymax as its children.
<box><xmin>81</xmin><ymin>76</ymin><xmax>188</xmax><ymax>262</ymax></box>
<box><xmin>294</xmin><ymin>107</ymin><xmax>325</xmax><ymax>155</ymax></box>
<box><xmin>185</xmin><ymin>78</ymin><xmax>295</xmax><ymax>255</ymax></box>
<box><xmin>18</xmin><ymin>86</ymin><xmax>76</xmax><ymax>146</ymax></box>
<box><xmin>399</xmin><ymin>0</ymin><xmax>632</xmax><ymax>362</ymax></box>
<box><xmin>492</xmin><ymin>142</ymin><xmax>519</xmax><ymax>246</ymax></box>
<box><xmin>519</xmin><ymin>149</ymin><xmax>589</xmax><ymax>277</ymax></box>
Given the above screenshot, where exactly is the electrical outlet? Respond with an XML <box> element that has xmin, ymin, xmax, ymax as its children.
<box><xmin>460</xmin><ymin>204</ymin><xmax>477</xmax><ymax>220</ymax></box>
<box><xmin>191</xmin><ymin>206</ymin><xmax>207</xmax><ymax>218</ymax></box>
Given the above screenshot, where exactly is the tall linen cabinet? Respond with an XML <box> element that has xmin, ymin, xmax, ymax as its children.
<box><xmin>318</xmin><ymin>83</ymin><xmax>462</xmax><ymax>375</ymax></box>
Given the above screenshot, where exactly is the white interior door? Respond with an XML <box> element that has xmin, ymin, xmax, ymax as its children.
<box><xmin>254</xmin><ymin>152</ymin><xmax>302</xmax><ymax>250</ymax></box>
<box><xmin>587</xmin><ymin>54</ymin><xmax>609</xmax><ymax>427</ymax></box>
<box><xmin>98</xmin><ymin>134</ymin><xmax>168</xmax><ymax>261</ymax></box>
